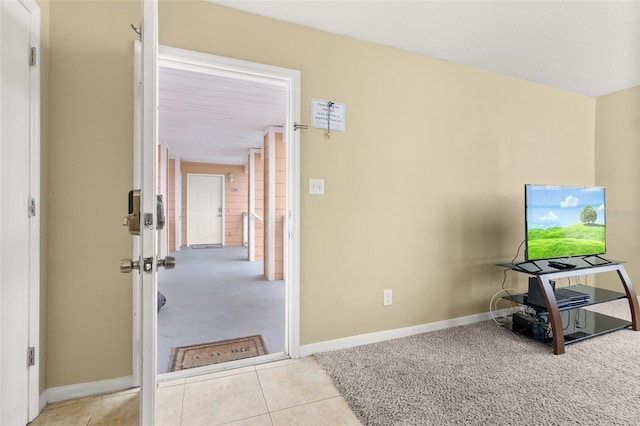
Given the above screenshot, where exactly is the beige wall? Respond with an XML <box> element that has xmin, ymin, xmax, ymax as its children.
<box><xmin>41</xmin><ymin>0</ymin><xmax>609</xmax><ymax>388</ymax></box>
<box><xmin>45</xmin><ymin>0</ymin><xmax>140</xmax><ymax>387</ymax></box>
<box><xmin>158</xmin><ymin>1</ymin><xmax>594</xmax><ymax>343</ymax></box>
<box><xmin>595</xmin><ymin>86</ymin><xmax>640</xmax><ymax>290</ymax></box>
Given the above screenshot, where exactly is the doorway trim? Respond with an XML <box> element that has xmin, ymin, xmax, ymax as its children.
<box><xmin>134</xmin><ymin>45</ymin><xmax>301</xmax><ymax>380</ymax></box>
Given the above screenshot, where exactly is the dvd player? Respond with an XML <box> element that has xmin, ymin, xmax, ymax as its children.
<box><xmin>527</xmin><ymin>277</ymin><xmax>590</xmax><ymax>308</ymax></box>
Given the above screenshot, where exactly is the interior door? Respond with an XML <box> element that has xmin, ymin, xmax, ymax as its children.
<box><xmin>187</xmin><ymin>174</ymin><xmax>224</xmax><ymax>245</ymax></box>
<box><xmin>0</xmin><ymin>0</ymin><xmax>40</xmax><ymax>424</ymax></box>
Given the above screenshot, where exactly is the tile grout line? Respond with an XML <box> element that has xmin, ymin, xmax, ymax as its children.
<box><xmin>178</xmin><ymin>381</ymin><xmax>187</xmax><ymax>426</ymax></box>
<box><xmin>266</xmin><ymin>394</ymin><xmax>345</xmax><ymax>416</ymax></box>
<box><xmin>84</xmin><ymin>396</ymin><xmax>101</xmax><ymax>426</ymax></box>
<box><xmin>254</xmin><ymin>370</ymin><xmax>275</xmax><ymax>426</ymax></box>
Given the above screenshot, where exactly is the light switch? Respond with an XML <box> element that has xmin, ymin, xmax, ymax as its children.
<box><xmin>309</xmin><ymin>178</ymin><xmax>325</xmax><ymax>195</ymax></box>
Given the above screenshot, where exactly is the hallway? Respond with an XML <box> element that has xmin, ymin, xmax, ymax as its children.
<box><xmin>157</xmin><ymin>246</ymin><xmax>285</xmax><ymax>373</ymax></box>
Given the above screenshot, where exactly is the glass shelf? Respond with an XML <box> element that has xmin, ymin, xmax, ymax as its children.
<box><xmin>505</xmin><ymin>284</ymin><xmax>633</xmax><ymax>346</ymax></box>
<box><xmin>503</xmin><ymin>284</ymin><xmax>628</xmax><ymax>313</ymax></box>
<box><xmin>561</xmin><ymin>310</ymin><xmax>631</xmax><ymax>345</ymax></box>
<box><xmin>497</xmin><ymin>257</ymin><xmax>622</xmax><ymax>276</ymax></box>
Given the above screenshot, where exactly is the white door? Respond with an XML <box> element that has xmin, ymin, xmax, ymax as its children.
<box><xmin>138</xmin><ymin>0</ymin><xmax>159</xmax><ymax>424</ymax></box>
<box><xmin>0</xmin><ymin>0</ymin><xmax>40</xmax><ymax>424</ymax></box>
<box><xmin>187</xmin><ymin>174</ymin><xmax>224</xmax><ymax>245</ymax></box>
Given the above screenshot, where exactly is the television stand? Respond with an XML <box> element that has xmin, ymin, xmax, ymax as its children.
<box><xmin>497</xmin><ymin>259</ymin><xmax>640</xmax><ymax>354</ymax></box>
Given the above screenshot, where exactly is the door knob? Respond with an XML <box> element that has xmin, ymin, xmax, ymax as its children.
<box><xmin>120</xmin><ymin>258</ymin><xmax>140</xmax><ymax>273</ymax></box>
<box><xmin>158</xmin><ymin>256</ymin><xmax>176</xmax><ymax>270</ymax></box>
<box><xmin>120</xmin><ymin>256</ymin><xmax>175</xmax><ymax>273</ymax></box>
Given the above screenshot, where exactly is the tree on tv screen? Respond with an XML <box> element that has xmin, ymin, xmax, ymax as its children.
<box><xmin>580</xmin><ymin>205</ymin><xmax>597</xmax><ymax>224</ymax></box>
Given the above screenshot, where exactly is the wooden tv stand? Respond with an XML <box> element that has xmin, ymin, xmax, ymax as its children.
<box><xmin>498</xmin><ymin>258</ymin><xmax>640</xmax><ymax>354</ymax></box>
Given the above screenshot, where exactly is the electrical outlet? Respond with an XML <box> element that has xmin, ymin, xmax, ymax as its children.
<box><xmin>383</xmin><ymin>289</ymin><xmax>392</xmax><ymax>306</ymax></box>
<box><xmin>309</xmin><ymin>178</ymin><xmax>325</xmax><ymax>195</ymax></box>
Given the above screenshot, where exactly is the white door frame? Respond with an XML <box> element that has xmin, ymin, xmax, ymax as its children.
<box><xmin>186</xmin><ymin>173</ymin><xmax>225</xmax><ymax>246</ymax></box>
<box><xmin>0</xmin><ymin>0</ymin><xmax>41</xmax><ymax>422</ymax></box>
<box><xmin>154</xmin><ymin>45</ymin><xmax>302</xmax><ymax>358</ymax></box>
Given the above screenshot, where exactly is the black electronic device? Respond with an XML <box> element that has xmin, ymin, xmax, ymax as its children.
<box><xmin>512</xmin><ymin>312</ymin><xmax>549</xmax><ymax>343</ymax></box>
<box><xmin>527</xmin><ymin>277</ymin><xmax>590</xmax><ymax>308</ymax></box>
<box><xmin>548</xmin><ymin>260</ymin><xmax>576</xmax><ymax>270</ymax></box>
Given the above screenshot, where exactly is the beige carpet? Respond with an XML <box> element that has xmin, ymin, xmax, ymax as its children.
<box><xmin>316</xmin><ymin>299</ymin><xmax>640</xmax><ymax>425</ymax></box>
<box><xmin>168</xmin><ymin>335</ymin><xmax>266</xmax><ymax>371</ymax></box>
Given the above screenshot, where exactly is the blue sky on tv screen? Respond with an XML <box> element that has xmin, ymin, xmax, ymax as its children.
<box><xmin>526</xmin><ymin>185</ymin><xmax>605</xmax><ymax>229</ymax></box>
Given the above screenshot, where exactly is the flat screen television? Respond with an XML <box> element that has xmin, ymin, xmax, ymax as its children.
<box><xmin>525</xmin><ymin>184</ymin><xmax>606</xmax><ymax>261</ymax></box>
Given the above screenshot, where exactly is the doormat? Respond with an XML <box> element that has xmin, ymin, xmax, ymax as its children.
<box><xmin>167</xmin><ymin>335</ymin><xmax>266</xmax><ymax>371</ymax></box>
<box><xmin>191</xmin><ymin>243</ymin><xmax>222</xmax><ymax>249</ymax></box>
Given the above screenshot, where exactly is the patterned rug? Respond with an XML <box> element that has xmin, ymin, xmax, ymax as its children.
<box><xmin>168</xmin><ymin>335</ymin><xmax>266</xmax><ymax>371</ymax></box>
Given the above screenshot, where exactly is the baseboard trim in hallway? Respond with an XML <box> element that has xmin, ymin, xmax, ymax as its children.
<box><xmin>41</xmin><ymin>375</ymin><xmax>134</xmax><ymax>408</ymax></box>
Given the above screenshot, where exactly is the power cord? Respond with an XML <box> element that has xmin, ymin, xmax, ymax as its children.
<box><xmin>490</xmin><ymin>240</ymin><xmax>526</xmax><ymax>326</ymax></box>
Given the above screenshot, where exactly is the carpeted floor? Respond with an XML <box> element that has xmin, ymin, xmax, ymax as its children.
<box><xmin>315</xmin><ymin>299</ymin><xmax>640</xmax><ymax>425</ymax></box>
<box><xmin>157</xmin><ymin>246</ymin><xmax>285</xmax><ymax>374</ymax></box>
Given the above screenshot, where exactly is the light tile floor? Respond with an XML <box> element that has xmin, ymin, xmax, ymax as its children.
<box><xmin>29</xmin><ymin>357</ymin><xmax>362</xmax><ymax>426</ymax></box>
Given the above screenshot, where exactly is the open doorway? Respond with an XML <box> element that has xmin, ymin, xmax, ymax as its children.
<box><xmin>153</xmin><ymin>46</ymin><xmax>299</xmax><ymax>375</ymax></box>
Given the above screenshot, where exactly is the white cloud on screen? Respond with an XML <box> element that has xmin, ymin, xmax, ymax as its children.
<box><xmin>560</xmin><ymin>195</ymin><xmax>579</xmax><ymax>208</ymax></box>
<box><xmin>540</xmin><ymin>211</ymin><xmax>559</xmax><ymax>221</ymax></box>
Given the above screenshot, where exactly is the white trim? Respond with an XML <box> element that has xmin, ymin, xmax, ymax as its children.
<box><xmin>43</xmin><ymin>376</ymin><xmax>134</xmax><ymax>405</ymax></box>
<box><xmin>131</xmin><ymin>40</ymin><xmax>143</xmax><ymax>390</ymax></box>
<box><xmin>157</xmin><ymin>45</ymin><xmax>301</xmax><ymax>360</ymax></box>
<box><xmin>299</xmin><ymin>310</ymin><xmax>498</xmax><ymax>357</ymax></box>
<box><xmin>285</xmin><ymin>66</ymin><xmax>301</xmax><ymax>359</ymax></box>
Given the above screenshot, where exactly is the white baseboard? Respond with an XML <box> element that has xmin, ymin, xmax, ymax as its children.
<box><xmin>42</xmin><ymin>375</ymin><xmax>134</xmax><ymax>406</ymax></box>
<box><xmin>299</xmin><ymin>309</ymin><xmax>506</xmax><ymax>357</ymax></box>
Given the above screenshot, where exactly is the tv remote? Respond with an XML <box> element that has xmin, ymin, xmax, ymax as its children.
<box><xmin>548</xmin><ymin>260</ymin><xmax>576</xmax><ymax>269</ymax></box>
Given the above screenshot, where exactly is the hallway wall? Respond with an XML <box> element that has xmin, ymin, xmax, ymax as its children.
<box><xmin>595</xmin><ymin>86</ymin><xmax>640</xmax><ymax>289</ymax></box>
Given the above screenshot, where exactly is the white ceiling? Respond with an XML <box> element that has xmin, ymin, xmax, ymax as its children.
<box><xmin>159</xmin><ymin>66</ymin><xmax>287</xmax><ymax>165</ymax></box>
<box><xmin>214</xmin><ymin>0</ymin><xmax>640</xmax><ymax>97</ymax></box>
<box><xmin>161</xmin><ymin>1</ymin><xmax>640</xmax><ymax>165</ymax></box>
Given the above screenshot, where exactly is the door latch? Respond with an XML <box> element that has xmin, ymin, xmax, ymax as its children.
<box><xmin>123</xmin><ymin>190</ymin><xmax>141</xmax><ymax>235</ymax></box>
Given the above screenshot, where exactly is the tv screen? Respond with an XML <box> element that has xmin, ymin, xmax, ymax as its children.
<box><xmin>525</xmin><ymin>184</ymin><xmax>606</xmax><ymax>261</ymax></box>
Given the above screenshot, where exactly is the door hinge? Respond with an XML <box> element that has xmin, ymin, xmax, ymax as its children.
<box><xmin>28</xmin><ymin>197</ymin><xmax>36</xmax><ymax>217</ymax></box>
<box><xmin>30</xmin><ymin>46</ymin><xmax>37</xmax><ymax>67</ymax></box>
<box><xmin>28</xmin><ymin>347</ymin><xmax>35</xmax><ymax>367</ymax></box>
